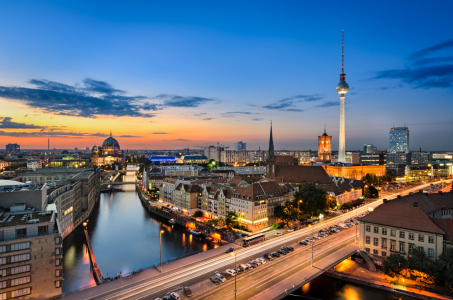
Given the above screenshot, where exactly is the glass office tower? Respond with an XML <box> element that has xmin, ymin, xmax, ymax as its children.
<box><xmin>389</xmin><ymin>126</ymin><xmax>409</xmax><ymax>153</ymax></box>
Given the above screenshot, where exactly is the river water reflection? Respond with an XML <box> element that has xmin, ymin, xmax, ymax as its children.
<box><xmin>62</xmin><ymin>191</ymin><xmax>216</xmax><ymax>294</ymax></box>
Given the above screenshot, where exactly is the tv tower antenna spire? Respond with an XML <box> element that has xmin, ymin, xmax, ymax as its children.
<box><xmin>342</xmin><ymin>30</ymin><xmax>344</xmax><ymax>73</ymax></box>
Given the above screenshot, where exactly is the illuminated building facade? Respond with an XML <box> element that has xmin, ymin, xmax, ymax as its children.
<box><xmin>318</xmin><ymin>128</ymin><xmax>332</xmax><ymax>163</ymax></box>
<box><xmin>322</xmin><ymin>165</ymin><xmax>386</xmax><ymax>180</ymax></box>
<box><xmin>390</xmin><ymin>126</ymin><xmax>409</xmax><ymax>153</ymax></box>
<box><xmin>90</xmin><ymin>132</ymin><xmax>125</xmax><ymax>167</ymax></box>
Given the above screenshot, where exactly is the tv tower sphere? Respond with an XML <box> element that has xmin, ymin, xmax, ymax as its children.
<box><xmin>336</xmin><ymin>81</ymin><xmax>349</xmax><ymax>94</ymax></box>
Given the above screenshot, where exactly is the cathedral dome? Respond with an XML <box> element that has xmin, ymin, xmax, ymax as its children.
<box><xmin>102</xmin><ymin>136</ymin><xmax>120</xmax><ymax>149</ymax></box>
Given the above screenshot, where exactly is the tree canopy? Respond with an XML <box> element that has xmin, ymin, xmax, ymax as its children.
<box><xmin>293</xmin><ymin>182</ymin><xmax>334</xmax><ymax>217</ymax></box>
<box><xmin>382</xmin><ymin>253</ymin><xmax>407</xmax><ymax>281</ymax></box>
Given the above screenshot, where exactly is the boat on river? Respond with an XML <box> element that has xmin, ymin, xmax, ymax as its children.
<box><xmin>168</xmin><ymin>219</ymin><xmax>175</xmax><ymax>225</ymax></box>
<box><xmin>189</xmin><ymin>229</ymin><xmax>202</xmax><ymax>235</ymax></box>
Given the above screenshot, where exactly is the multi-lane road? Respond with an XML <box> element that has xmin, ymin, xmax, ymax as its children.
<box><xmin>65</xmin><ymin>180</ymin><xmax>441</xmax><ymax>300</ymax></box>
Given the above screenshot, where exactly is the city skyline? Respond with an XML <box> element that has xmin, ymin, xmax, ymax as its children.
<box><xmin>1</xmin><ymin>1</ymin><xmax>453</xmax><ymax>150</ymax></box>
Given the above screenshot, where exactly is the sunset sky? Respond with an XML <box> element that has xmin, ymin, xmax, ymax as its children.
<box><xmin>0</xmin><ymin>1</ymin><xmax>452</xmax><ymax>151</ymax></box>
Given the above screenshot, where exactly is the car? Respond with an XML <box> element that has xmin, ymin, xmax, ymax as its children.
<box><xmin>281</xmin><ymin>247</ymin><xmax>291</xmax><ymax>252</ymax></box>
<box><xmin>239</xmin><ymin>264</ymin><xmax>249</xmax><ymax>271</ymax></box>
<box><xmin>294</xmin><ymin>226</ymin><xmax>300</xmax><ymax>231</ymax></box>
<box><xmin>225</xmin><ymin>269</ymin><xmax>236</xmax><ymax>277</ymax></box>
<box><xmin>299</xmin><ymin>240</ymin><xmax>308</xmax><ymax>245</ymax></box>
<box><xmin>256</xmin><ymin>258</ymin><xmax>266</xmax><ymax>265</ymax></box>
<box><xmin>272</xmin><ymin>252</ymin><xmax>280</xmax><ymax>258</ymax></box>
<box><xmin>234</xmin><ymin>267</ymin><xmax>243</xmax><ymax>274</ymax></box>
<box><xmin>248</xmin><ymin>261</ymin><xmax>258</xmax><ymax>268</ymax></box>
<box><xmin>183</xmin><ymin>287</ymin><xmax>193</xmax><ymax>298</ymax></box>
<box><xmin>221</xmin><ymin>271</ymin><xmax>232</xmax><ymax>278</ymax></box>
<box><xmin>306</xmin><ymin>237</ymin><xmax>314</xmax><ymax>242</ymax></box>
<box><xmin>170</xmin><ymin>292</ymin><xmax>181</xmax><ymax>300</ymax></box>
<box><xmin>210</xmin><ymin>277</ymin><xmax>221</xmax><ymax>285</ymax></box>
<box><xmin>277</xmin><ymin>249</ymin><xmax>287</xmax><ymax>255</ymax></box>
<box><xmin>275</xmin><ymin>232</ymin><xmax>283</xmax><ymax>237</ymax></box>
<box><xmin>285</xmin><ymin>246</ymin><xmax>294</xmax><ymax>252</ymax></box>
<box><xmin>313</xmin><ymin>234</ymin><xmax>321</xmax><ymax>239</ymax></box>
<box><xmin>155</xmin><ymin>298</ymin><xmax>163</xmax><ymax>300</ymax></box>
<box><xmin>163</xmin><ymin>296</ymin><xmax>172</xmax><ymax>300</ymax></box>
<box><xmin>263</xmin><ymin>253</ymin><xmax>274</xmax><ymax>261</ymax></box>
<box><xmin>214</xmin><ymin>271</ymin><xmax>226</xmax><ymax>282</ymax></box>
<box><xmin>225</xmin><ymin>247</ymin><xmax>235</xmax><ymax>253</ymax></box>
<box><xmin>253</xmin><ymin>259</ymin><xmax>262</xmax><ymax>266</ymax></box>
<box><xmin>287</xmin><ymin>228</ymin><xmax>294</xmax><ymax>232</ymax></box>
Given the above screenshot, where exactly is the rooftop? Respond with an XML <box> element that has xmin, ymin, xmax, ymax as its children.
<box><xmin>0</xmin><ymin>210</ymin><xmax>53</xmax><ymax>228</ymax></box>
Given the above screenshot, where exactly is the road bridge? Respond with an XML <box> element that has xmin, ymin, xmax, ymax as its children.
<box><xmin>63</xmin><ymin>180</ymin><xmax>440</xmax><ymax>300</ymax></box>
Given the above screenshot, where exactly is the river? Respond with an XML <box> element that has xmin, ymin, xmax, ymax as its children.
<box><xmin>62</xmin><ymin>189</ymin><xmax>217</xmax><ymax>294</ymax></box>
<box><xmin>285</xmin><ymin>275</ymin><xmax>417</xmax><ymax>300</ymax></box>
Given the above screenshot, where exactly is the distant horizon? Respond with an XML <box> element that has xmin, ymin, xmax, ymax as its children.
<box><xmin>1</xmin><ymin>1</ymin><xmax>452</xmax><ymax>150</ymax></box>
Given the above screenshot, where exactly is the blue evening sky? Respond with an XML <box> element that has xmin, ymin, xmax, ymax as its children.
<box><xmin>0</xmin><ymin>1</ymin><xmax>452</xmax><ymax>150</ymax></box>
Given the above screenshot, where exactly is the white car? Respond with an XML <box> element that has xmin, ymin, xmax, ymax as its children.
<box><xmin>170</xmin><ymin>292</ymin><xmax>181</xmax><ymax>300</ymax></box>
<box><xmin>214</xmin><ymin>271</ymin><xmax>226</xmax><ymax>282</ymax></box>
<box><xmin>306</xmin><ymin>237</ymin><xmax>314</xmax><ymax>242</ymax></box>
<box><xmin>313</xmin><ymin>234</ymin><xmax>321</xmax><ymax>239</ymax></box>
<box><xmin>225</xmin><ymin>269</ymin><xmax>236</xmax><ymax>277</ymax></box>
<box><xmin>256</xmin><ymin>258</ymin><xmax>266</xmax><ymax>265</ymax></box>
<box><xmin>275</xmin><ymin>232</ymin><xmax>283</xmax><ymax>237</ymax></box>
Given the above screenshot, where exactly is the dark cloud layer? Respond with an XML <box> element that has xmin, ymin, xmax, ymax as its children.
<box><xmin>315</xmin><ymin>101</ymin><xmax>340</xmax><ymax>108</ymax></box>
<box><xmin>0</xmin><ymin>79</ymin><xmax>159</xmax><ymax>118</ymax></box>
<box><xmin>153</xmin><ymin>132</ymin><xmax>167</xmax><ymax>134</ymax></box>
<box><xmin>153</xmin><ymin>94</ymin><xmax>215</xmax><ymax>108</ymax></box>
<box><xmin>0</xmin><ymin>128</ymin><xmax>140</xmax><ymax>138</ymax></box>
<box><xmin>263</xmin><ymin>94</ymin><xmax>323</xmax><ymax>111</ymax></box>
<box><xmin>0</xmin><ymin>117</ymin><xmax>44</xmax><ymax>129</ymax></box>
<box><xmin>374</xmin><ymin>39</ymin><xmax>453</xmax><ymax>89</ymax></box>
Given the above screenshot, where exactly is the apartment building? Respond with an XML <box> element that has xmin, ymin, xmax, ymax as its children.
<box><xmin>0</xmin><ymin>207</ymin><xmax>62</xmax><ymax>299</ymax></box>
<box><xmin>174</xmin><ymin>184</ymin><xmax>202</xmax><ymax>215</ymax></box>
<box><xmin>22</xmin><ymin>167</ymin><xmax>84</xmax><ymax>184</ymax></box>
<box><xmin>359</xmin><ymin>200</ymin><xmax>449</xmax><ymax>265</ymax></box>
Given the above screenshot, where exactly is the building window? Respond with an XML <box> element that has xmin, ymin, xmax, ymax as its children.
<box><xmin>56</xmin><ymin>259</ymin><xmax>61</xmax><ymax>266</ymax></box>
<box><xmin>374</xmin><ymin>227</ymin><xmax>379</xmax><ymax>233</ymax></box>
<box><xmin>419</xmin><ymin>246</ymin><xmax>424</xmax><ymax>254</ymax></box>
<box><xmin>38</xmin><ymin>225</ymin><xmax>48</xmax><ymax>236</ymax></box>
<box><xmin>55</xmin><ymin>280</ymin><xmax>62</xmax><ymax>288</ymax></box>
<box><xmin>365</xmin><ymin>236</ymin><xmax>370</xmax><ymax>244</ymax></box>
<box><xmin>373</xmin><ymin>238</ymin><xmax>379</xmax><ymax>246</ymax></box>
<box><xmin>428</xmin><ymin>236</ymin><xmax>434</xmax><ymax>244</ymax></box>
<box><xmin>55</xmin><ymin>248</ymin><xmax>60</xmax><ymax>255</ymax></box>
<box><xmin>0</xmin><ymin>247</ymin><xmax>5</xmax><ymax>254</ymax></box>
<box><xmin>11</xmin><ymin>253</ymin><xmax>30</xmax><ymax>263</ymax></box>
<box><xmin>382</xmin><ymin>238</ymin><xmax>387</xmax><ymax>249</ymax></box>
<box><xmin>55</xmin><ymin>237</ymin><xmax>61</xmax><ymax>245</ymax></box>
<box><xmin>390</xmin><ymin>230</ymin><xmax>396</xmax><ymax>237</ymax></box>
<box><xmin>11</xmin><ymin>276</ymin><xmax>30</xmax><ymax>287</ymax></box>
<box><xmin>11</xmin><ymin>242</ymin><xmax>30</xmax><ymax>252</ymax></box>
<box><xmin>366</xmin><ymin>225</ymin><xmax>370</xmax><ymax>232</ymax></box>
<box><xmin>15</xmin><ymin>229</ymin><xmax>27</xmax><ymax>239</ymax></box>
<box><xmin>399</xmin><ymin>242</ymin><xmax>405</xmax><ymax>253</ymax></box>
<box><xmin>382</xmin><ymin>251</ymin><xmax>387</xmax><ymax>257</ymax></box>
<box><xmin>56</xmin><ymin>269</ymin><xmax>61</xmax><ymax>277</ymax></box>
<box><xmin>408</xmin><ymin>244</ymin><xmax>414</xmax><ymax>254</ymax></box>
<box><xmin>390</xmin><ymin>240</ymin><xmax>396</xmax><ymax>251</ymax></box>
<box><xmin>409</xmin><ymin>233</ymin><xmax>414</xmax><ymax>240</ymax></box>
<box><xmin>10</xmin><ymin>265</ymin><xmax>30</xmax><ymax>275</ymax></box>
<box><xmin>11</xmin><ymin>287</ymin><xmax>31</xmax><ymax>298</ymax></box>
<box><xmin>428</xmin><ymin>248</ymin><xmax>434</xmax><ymax>258</ymax></box>
<box><xmin>419</xmin><ymin>234</ymin><xmax>424</xmax><ymax>242</ymax></box>
<box><xmin>373</xmin><ymin>249</ymin><xmax>378</xmax><ymax>255</ymax></box>
<box><xmin>382</xmin><ymin>228</ymin><xmax>387</xmax><ymax>235</ymax></box>
<box><xmin>365</xmin><ymin>248</ymin><xmax>370</xmax><ymax>253</ymax></box>
<box><xmin>399</xmin><ymin>231</ymin><xmax>405</xmax><ymax>239</ymax></box>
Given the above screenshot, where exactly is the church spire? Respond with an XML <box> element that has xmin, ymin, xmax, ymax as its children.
<box><xmin>267</xmin><ymin>121</ymin><xmax>275</xmax><ymax>161</ymax></box>
<box><xmin>110</xmin><ymin>130</ymin><xmax>112</xmax><ymax>137</ymax></box>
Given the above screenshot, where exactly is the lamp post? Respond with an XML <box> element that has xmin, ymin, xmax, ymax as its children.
<box><xmin>230</xmin><ymin>252</ymin><xmax>237</xmax><ymax>300</ymax></box>
<box><xmin>160</xmin><ymin>230</ymin><xmax>164</xmax><ymax>273</ymax></box>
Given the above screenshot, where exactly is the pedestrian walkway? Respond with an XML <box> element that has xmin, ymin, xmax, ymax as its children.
<box><xmin>326</xmin><ymin>258</ymin><xmax>453</xmax><ymax>300</ymax></box>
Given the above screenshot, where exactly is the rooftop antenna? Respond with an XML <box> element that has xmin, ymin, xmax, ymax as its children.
<box><xmin>342</xmin><ymin>30</ymin><xmax>344</xmax><ymax>73</ymax></box>
<box><xmin>324</xmin><ymin>124</ymin><xmax>326</xmax><ymax>134</ymax></box>
<box><xmin>405</xmin><ymin>121</ymin><xmax>406</xmax><ymax>128</ymax></box>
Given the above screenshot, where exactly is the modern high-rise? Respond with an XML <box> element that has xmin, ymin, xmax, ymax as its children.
<box><xmin>235</xmin><ymin>141</ymin><xmax>246</xmax><ymax>151</ymax></box>
<box><xmin>336</xmin><ymin>31</ymin><xmax>349</xmax><ymax>163</ymax></box>
<box><xmin>5</xmin><ymin>144</ymin><xmax>20</xmax><ymax>153</ymax></box>
<box><xmin>389</xmin><ymin>126</ymin><xmax>409</xmax><ymax>153</ymax></box>
<box><xmin>363</xmin><ymin>144</ymin><xmax>377</xmax><ymax>154</ymax></box>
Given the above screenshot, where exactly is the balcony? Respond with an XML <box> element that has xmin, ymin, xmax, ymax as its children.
<box><xmin>381</xmin><ymin>246</ymin><xmax>387</xmax><ymax>250</ymax></box>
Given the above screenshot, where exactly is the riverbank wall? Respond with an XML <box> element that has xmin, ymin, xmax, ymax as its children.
<box><xmin>324</xmin><ymin>270</ymin><xmax>453</xmax><ymax>300</ymax></box>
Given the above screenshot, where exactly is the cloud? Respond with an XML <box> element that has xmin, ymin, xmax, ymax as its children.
<box><xmin>193</xmin><ymin>113</ymin><xmax>207</xmax><ymax>116</ymax></box>
<box><xmin>252</xmin><ymin>118</ymin><xmax>262</xmax><ymax>121</ymax></box>
<box><xmin>153</xmin><ymin>132</ymin><xmax>166</xmax><ymax>134</ymax></box>
<box><xmin>0</xmin><ymin>130</ymin><xmax>104</xmax><ymax>138</ymax></box>
<box><xmin>285</xmin><ymin>109</ymin><xmax>304</xmax><ymax>112</ymax></box>
<box><xmin>0</xmin><ymin>117</ymin><xmax>44</xmax><ymax>129</ymax></box>
<box><xmin>153</xmin><ymin>94</ymin><xmax>215</xmax><ymax>108</ymax></box>
<box><xmin>202</xmin><ymin>118</ymin><xmax>213</xmax><ymax>120</ymax></box>
<box><xmin>224</xmin><ymin>111</ymin><xmax>253</xmax><ymax>115</ymax></box>
<box><xmin>0</xmin><ymin>78</ymin><xmax>160</xmax><ymax>118</ymax></box>
<box><xmin>315</xmin><ymin>101</ymin><xmax>340</xmax><ymax>108</ymax></box>
<box><xmin>374</xmin><ymin>39</ymin><xmax>453</xmax><ymax>89</ymax></box>
<box><xmin>263</xmin><ymin>94</ymin><xmax>323</xmax><ymax>110</ymax></box>
<box><xmin>163</xmin><ymin>139</ymin><xmax>190</xmax><ymax>141</ymax></box>
<box><xmin>118</xmin><ymin>135</ymin><xmax>141</xmax><ymax>138</ymax></box>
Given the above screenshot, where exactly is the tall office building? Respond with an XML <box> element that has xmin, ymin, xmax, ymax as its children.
<box><xmin>363</xmin><ymin>144</ymin><xmax>377</xmax><ymax>154</ymax></box>
<box><xmin>389</xmin><ymin>126</ymin><xmax>409</xmax><ymax>153</ymax></box>
<box><xmin>5</xmin><ymin>143</ymin><xmax>20</xmax><ymax>153</ymax></box>
<box><xmin>235</xmin><ymin>141</ymin><xmax>246</xmax><ymax>151</ymax></box>
<box><xmin>336</xmin><ymin>31</ymin><xmax>349</xmax><ymax>163</ymax></box>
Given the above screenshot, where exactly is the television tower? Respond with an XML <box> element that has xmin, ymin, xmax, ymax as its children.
<box><xmin>336</xmin><ymin>30</ymin><xmax>349</xmax><ymax>163</ymax></box>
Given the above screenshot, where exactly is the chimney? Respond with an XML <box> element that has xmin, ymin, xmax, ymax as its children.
<box><xmin>409</xmin><ymin>192</ymin><xmax>413</xmax><ymax>196</ymax></box>
<box><xmin>383</xmin><ymin>199</ymin><xmax>388</xmax><ymax>204</ymax></box>
<box><xmin>414</xmin><ymin>202</ymin><xmax>418</xmax><ymax>207</ymax></box>
<box><xmin>397</xmin><ymin>195</ymin><xmax>402</xmax><ymax>199</ymax></box>
<box><xmin>438</xmin><ymin>191</ymin><xmax>443</xmax><ymax>195</ymax></box>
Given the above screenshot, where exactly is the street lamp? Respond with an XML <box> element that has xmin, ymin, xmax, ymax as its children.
<box><xmin>230</xmin><ymin>252</ymin><xmax>237</xmax><ymax>300</ymax></box>
<box><xmin>160</xmin><ymin>230</ymin><xmax>164</xmax><ymax>273</ymax></box>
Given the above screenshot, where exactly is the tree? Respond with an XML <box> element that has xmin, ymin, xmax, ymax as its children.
<box><xmin>274</xmin><ymin>202</ymin><xmax>298</xmax><ymax>226</ymax></box>
<box><xmin>225</xmin><ymin>211</ymin><xmax>239</xmax><ymax>229</ymax></box>
<box><xmin>326</xmin><ymin>195</ymin><xmax>338</xmax><ymax>210</ymax></box>
<box><xmin>364</xmin><ymin>185</ymin><xmax>379</xmax><ymax>198</ymax></box>
<box><xmin>407</xmin><ymin>246</ymin><xmax>438</xmax><ymax>283</ymax></box>
<box><xmin>436</xmin><ymin>249</ymin><xmax>453</xmax><ymax>289</ymax></box>
<box><xmin>193</xmin><ymin>210</ymin><xmax>204</xmax><ymax>218</ymax></box>
<box><xmin>293</xmin><ymin>182</ymin><xmax>329</xmax><ymax>217</ymax></box>
<box><xmin>363</xmin><ymin>173</ymin><xmax>378</xmax><ymax>186</ymax></box>
<box><xmin>382</xmin><ymin>254</ymin><xmax>407</xmax><ymax>282</ymax></box>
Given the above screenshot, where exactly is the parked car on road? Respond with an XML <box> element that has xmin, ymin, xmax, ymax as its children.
<box><xmin>225</xmin><ymin>269</ymin><xmax>236</xmax><ymax>277</ymax></box>
<box><xmin>263</xmin><ymin>253</ymin><xmax>274</xmax><ymax>260</ymax></box>
<box><xmin>170</xmin><ymin>292</ymin><xmax>181</xmax><ymax>300</ymax></box>
<box><xmin>210</xmin><ymin>277</ymin><xmax>221</xmax><ymax>285</ymax></box>
<box><xmin>275</xmin><ymin>232</ymin><xmax>283</xmax><ymax>237</ymax></box>
<box><xmin>225</xmin><ymin>247</ymin><xmax>234</xmax><ymax>253</ymax></box>
<box><xmin>183</xmin><ymin>287</ymin><xmax>193</xmax><ymax>298</ymax></box>
<box><xmin>277</xmin><ymin>249</ymin><xmax>287</xmax><ymax>255</ymax></box>
<box><xmin>214</xmin><ymin>271</ymin><xmax>226</xmax><ymax>282</ymax></box>
<box><xmin>272</xmin><ymin>252</ymin><xmax>280</xmax><ymax>258</ymax></box>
